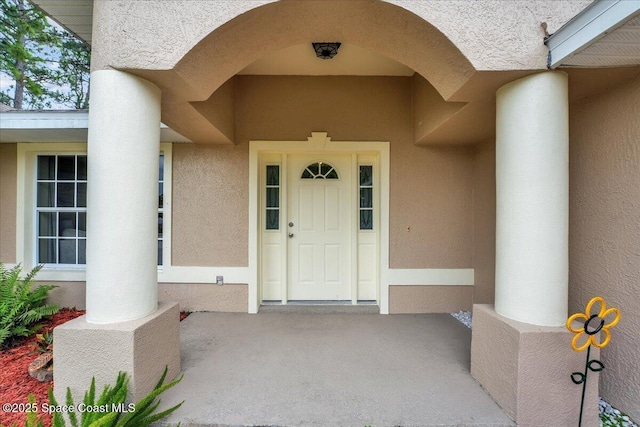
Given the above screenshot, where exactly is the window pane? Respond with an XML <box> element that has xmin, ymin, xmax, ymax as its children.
<box><xmin>266</xmin><ymin>165</ymin><xmax>279</xmax><ymax>186</ymax></box>
<box><xmin>37</xmin><ymin>156</ymin><xmax>55</xmax><ymax>180</ymax></box>
<box><xmin>59</xmin><ymin>212</ymin><xmax>76</xmax><ymax>237</ymax></box>
<box><xmin>157</xmin><ymin>240</ymin><xmax>163</xmax><ymax>266</ymax></box>
<box><xmin>360</xmin><ymin>188</ymin><xmax>372</xmax><ymax>208</ymax></box>
<box><xmin>326</xmin><ymin>169</ymin><xmax>338</xmax><ymax>179</ymax></box>
<box><xmin>159</xmin><ymin>155</ymin><xmax>164</xmax><ymax>181</ymax></box>
<box><xmin>77</xmin><ymin>156</ymin><xmax>87</xmax><ymax>180</ymax></box>
<box><xmin>78</xmin><ymin>212</ymin><xmax>87</xmax><ymax>237</ymax></box>
<box><xmin>77</xmin><ymin>183</ymin><xmax>87</xmax><ymax>207</ymax></box>
<box><xmin>78</xmin><ymin>239</ymin><xmax>86</xmax><ymax>264</ymax></box>
<box><xmin>58</xmin><ymin>239</ymin><xmax>76</xmax><ymax>264</ymax></box>
<box><xmin>158</xmin><ymin>183</ymin><xmax>164</xmax><ymax>208</ymax></box>
<box><xmin>38</xmin><ymin>212</ymin><xmax>56</xmax><ymax>236</ymax></box>
<box><xmin>158</xmin><ymin>212</ymin><xmax>163</xmax><ymax>238</ymax></box>
<box><xmin>266</xmin><ymin>210</ymin><xmax>279</xmax><ymax>230</ymax></box>
<box><xmin>360</xmin><ymin>210</ymin><xmax>373</xmax><ymax>230</ymax></box>
<box><xmin>37</xmin><ymin>182</ymin><xmax>55</xmax><ymax>207</ymax></box>
<box><xmin>308</xmin><ymin>163</ymin><xmax>319</xmax><ymax>175</ymax></box>
<box><xmin>320</xmin><ymin>163</ymin><xmax>332</xmax><ymax>176</ymax></box>
<box><xmin>266</xmin><ymin>188</ymin><xmax>279</xmax><ymax>208</ymax></box>
<box><xmin>57</xmin><ymin>156</ymin><xmax>76</xmax><ymax>180</ymax></box>
<box><xmin>38</xmin><ymin>239</ymin><xmax>56</xmax><ymax>263</ymax></box>
<box><xmin>360</xmin><ymin>166</ymin><xmax>372</xmax><ymax>186</ymax></box>
<box><xmin>301</xmin><ymin>169</ymin><xmax>313</xmax><ymax>179</ymax></box>
<box><xmin>57</xmin><ymin>183</ymin><xmax>75</xmax><ymax>207</ymax></box>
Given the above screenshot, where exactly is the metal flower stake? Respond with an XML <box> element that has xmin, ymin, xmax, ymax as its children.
<box><xmin>566</xmin><ymin>296</ymin><xmax>620</xmax><ymax>427</ymax></box>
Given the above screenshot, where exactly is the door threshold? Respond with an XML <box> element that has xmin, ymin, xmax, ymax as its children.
<box><xmin>262</xmin><ymin>300</ymin><xmax>377</xmax><ymax>306</ymax></box>
<box><xmin>259</xmin><ymin>301</ymin><xmax>379</xmax><ymax>314</ymax></box>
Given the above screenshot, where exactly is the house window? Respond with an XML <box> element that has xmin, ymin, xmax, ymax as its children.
<box><xmin>35</xmin><ymin>154</ymin><xmax>165</xmax><ymax>266</ymax></box>
<box><xmin>36</xmin><ymin>155</ymin><xmax>87</xmax><ymax>264</ymax></box>
<box><xmin>359</xmin><ymin>165</ymin><xmax>373</xmax><ymax>230</ymax></box>
<box><xmin>265</xmin><ymin>165</ymin><xmax>280</xmax><ymax>230</ymax></box>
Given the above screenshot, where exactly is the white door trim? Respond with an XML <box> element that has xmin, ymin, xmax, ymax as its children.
<box><xmin>249</xmin><ymin>132</ymin><xmax>390</xmax><ymax>313</ymax></box>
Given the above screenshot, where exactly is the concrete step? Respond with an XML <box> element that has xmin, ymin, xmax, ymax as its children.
<box><xmin>259</xmin><ymin>302</ymin><xmax>379</xmax><ymax>314</ymax></box>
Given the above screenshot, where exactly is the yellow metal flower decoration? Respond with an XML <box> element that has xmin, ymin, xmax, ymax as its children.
<box><xmin>567</xmin><ymin>296</ymin><xmax>620</xmax><ymax>352</ymax></box>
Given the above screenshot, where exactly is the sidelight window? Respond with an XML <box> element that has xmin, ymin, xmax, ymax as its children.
<box><xmin>359</xmin><ymin>165</ymin><xmax>373</xmax><ymax>230</ymax></box>
<box><xmin>265</xmin><ymin>165</ymin><xmax>280</xmax><ymax>230</ymax></box>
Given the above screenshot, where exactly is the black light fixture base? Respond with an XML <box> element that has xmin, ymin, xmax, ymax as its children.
<box><xmin>312</xmin><ymin>42</ymin><xmax>341</xmax><ymax>60</ymax></box>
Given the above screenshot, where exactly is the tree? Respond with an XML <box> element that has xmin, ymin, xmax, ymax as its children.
<box><xmin>0</xmin><ymin>0</ymin><xmax>90</xmax><ymax>110</ymax></box>
<box><xmin>55</xmin><ymin>31</ymin><xmax>90</xmax><ymax>109</ymax></box>
<box><xmin>0</xmin><ymin>0</ymin><xmax>59</xmax><ymax>109</ymax></box>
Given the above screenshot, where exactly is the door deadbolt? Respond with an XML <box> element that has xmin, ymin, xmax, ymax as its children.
<box><xmin>289</xmin><ymin>222</ymin><xmax>294</xmax><ymax>227</ymax></box>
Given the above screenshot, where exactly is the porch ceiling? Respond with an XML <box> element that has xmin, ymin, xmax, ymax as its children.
<box><xmin>30</xmin><ymin>0</ymin><xmax>93</xmax><ymax>44</ymax></box>
<box><xmin>238</xmin><ymin>43</ymin><xmax>415</xmax><ymax>77</ymax></box>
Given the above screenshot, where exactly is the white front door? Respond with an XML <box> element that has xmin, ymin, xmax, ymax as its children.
<box><xmin>287</xmin><ymin>154</ymin><xmax>352</xmax><ymax>300</ymax></box>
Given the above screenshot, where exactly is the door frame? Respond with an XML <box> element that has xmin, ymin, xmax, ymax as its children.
<box><xmin>248</xmin><ymin>133</ymin><xmax>390</xmax><ymax>313</ymax></box>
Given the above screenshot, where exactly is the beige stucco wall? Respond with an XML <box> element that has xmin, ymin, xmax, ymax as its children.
<box><xmin>172</xmin><ymin>143</ymin><xmax>248</xmax><ymax>266</ymax></box>
<box><xmin>159</xmin><ymin>283</ymin><xmax>247</xmax><ymax>313</ymax></box>
<box><xmin>471</xmin><ymin>304</ymin><xmax>599</xmax><ymax>427</ymax></box>
<box><xmin>569</xmin><ymin>72</ymin><xmax>640</xmax><ymax>421</ymax></box>
<box><xmin>172</xmin><ymin>75</ymin><xmax>474</xmax><ymax>268</ymax></box>
<box><xmin>90</xmin><ymin>1</ymin><xmax>589</xmax><ymax>144</ymax></box>
<box><xmin>472</xmin><ymin>139</ymin><xmax>496</xmax><ymax>304</ymax></box>
<box><xmin>46</xmin><ymin>281</ymin><xmax>86</xmax><ymax>310</ymax></box>
<box><xmin>389</xmin><ymin>285</ymin><xmax>472</xmax><ymax>313</ymax></box>
<box><xmin>91</xmin><ymin>0</ymin><xmax>588</xmax><ymax>76</ymax></box>
<box><xmin>0</xmin><ymin>143</ymin><xmax>17</xmax><ymax>263</ymax></box>
<box><xmin>45</xmin><ymin>281</ymin><xmax>248</xmax><ymax>313</ymax></box>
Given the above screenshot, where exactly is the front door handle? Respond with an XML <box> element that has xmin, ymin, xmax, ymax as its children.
<box><xmin>288</xmin><ymin>233</ymin><xmax>294</xmax><ymax>238</ymax></box>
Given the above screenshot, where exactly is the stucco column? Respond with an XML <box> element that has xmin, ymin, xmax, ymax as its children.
<box><xmin>495</xmin><ymin>71</ymin><xmax>569</xmax><ymax>327</ymax></box>
<box><xmin>86</xmin><ymin>70</ymin><xmax>161</xmax><ymax>323</ymax></box>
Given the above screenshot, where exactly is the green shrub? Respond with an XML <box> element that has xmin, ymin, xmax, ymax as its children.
<box><xmin>9</xmin><ymin>367</ymin><xmax>183</xmax><ymax>427</ymax></box>
<box><xmin>0</xmin><ymin>263</ymin><xmax>58</xmax><ymax>348</ymax></box>
<box><xmin>48</xmin><ymin>366</ymin><xmax>184</xmax><ymax>427</ymax></box>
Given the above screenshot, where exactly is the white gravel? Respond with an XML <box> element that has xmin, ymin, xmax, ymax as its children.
<box><xmin>450</xmin><ymin>310</ymin><xmax>472</xmax><ymax>329</ymax></box>
<box><xmin>450</xmin><ymin>310</ymin><xmax>638</xmax><ymax>427</ymax></box>
<box><xmin>600</xmin><ymin>397</ymin><xmax>638</xmax><ymax>427</ymax></box>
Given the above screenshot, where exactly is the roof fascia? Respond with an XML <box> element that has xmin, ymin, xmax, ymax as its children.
<box><xmin>545</xmin><ymin>0</ymin><xmax>640</xmax><ymax>68</ymax></box>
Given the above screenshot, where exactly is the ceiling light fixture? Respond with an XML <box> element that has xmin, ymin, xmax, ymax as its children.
<box><xmin>312</xmin><ymin>42</ymin><xmax>341</xmax><ymax>60</ymax></box>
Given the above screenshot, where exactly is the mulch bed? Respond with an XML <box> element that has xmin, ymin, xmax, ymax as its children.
<box><xmin>0</xmin><ymin>309</ymin><xmax>191</xmax><ymax>427</ymax></box>
<box><xmin>0</xmin><ymin>308</ymin><xmax>85</xmax><ymax>427</ymax></box>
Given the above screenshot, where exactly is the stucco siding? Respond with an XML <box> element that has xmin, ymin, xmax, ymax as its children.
<box><xmin>0</xmin><ymin>144</ymin><xmax>17</xmax><ymax>263</ymax></box>
<box><xmin>172</xmin><ymin>143</ymin><xmax>249</xmax><ymax>267</ymax></box>
<box><xmin>389</xmin><ymin>285</ymin><xmax>472</xmax><ymax>313</ymax></box>
<box><xmin>237</xmin><ymin>75</ymin><xmax>474</xmax><ymax>269</ymax></box>
<box><xmin>159</xmin><ymin>283</ymin><xmax>247</xmax><ymax>313</ymax></box>
<box><xmin>569</xmin><ymin>72</ymin><xmax>640</xmax><ymax>421</ymax></box>
<box><xmin>91</xmin><ymin>0</ymin><xmax>588</xmax><ymax>74</ymax></box>
<box><xmin>472</xmin><ymin>139</ymin><xmax>496</xmax><ymax>304</ymax></box>
<box><xmin>390</xmin><ymin>144</ymin><xmax>473</xmax><ymax>268</ymax></box>
<box><xmin>172</xmin><ymin>75</ymin><xmax>474</xmax><ymax>269</ymax></box>
<box><xmin>45</xmin><ymin>281</ymin><xmax>86</xmax><ymax>310</ymax></box>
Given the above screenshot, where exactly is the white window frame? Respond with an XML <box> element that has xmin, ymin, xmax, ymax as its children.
<box><xmin>34</xmin><ymin>153</ymin><xmax>88</xmax><ymax>267</ymax></box>
<box><xmin>16</xmin><ymin>142</ymin><xmax>172</xmax><ymax>281</ymax></box>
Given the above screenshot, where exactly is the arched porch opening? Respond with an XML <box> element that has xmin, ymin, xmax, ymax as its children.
<box><xmin>124</xmin><ymin>0</ymin><xmax>481</xmax><ymax>145</ymax></box>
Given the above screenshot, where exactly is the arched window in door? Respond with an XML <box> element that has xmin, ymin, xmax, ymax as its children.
<box><xmin>300</xmin><ymin>161</ymin><xmax>339</xmax><ymax>179</ymax></box>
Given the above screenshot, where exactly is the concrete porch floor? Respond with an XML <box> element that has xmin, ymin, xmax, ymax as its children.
<box><xmin>157</xmin><ymin>312</ymin><xmax>515</xmax><ymax>427</ymax></box>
